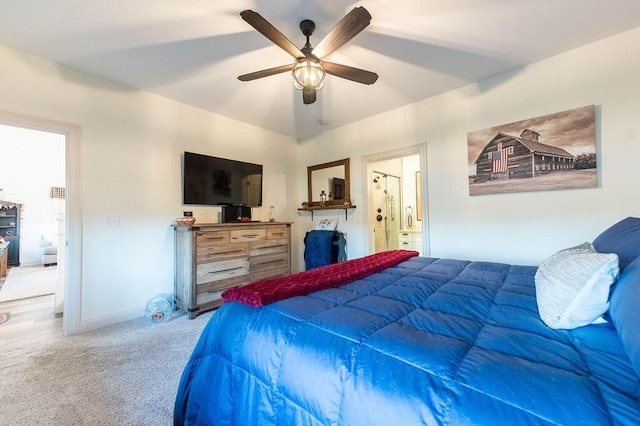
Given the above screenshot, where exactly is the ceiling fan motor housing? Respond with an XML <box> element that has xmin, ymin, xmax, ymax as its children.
<box><xmin>300</xmin><ymin>19</ymin><xmax>316</xmax><ymax>37</ymax></box>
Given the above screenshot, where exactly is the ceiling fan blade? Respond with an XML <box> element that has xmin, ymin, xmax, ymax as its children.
<box><xmin>238</xmin><ymin>64</ymin><xmax>294</xmax><ymax>81</ymax></box>
<box><xmin>312</xmin><ymin>6</ymin><xmax>372</xmax><ymax>59</ymax></box>
<box><xmin>323</xmin><ymin>62</ymin><xmax>378</xmax><ymax>85</ymax></box>
<box><xmin>240</xmin><ymin>10</ymin><xmax>304</xmax><ymax>59</ymax></box>
<box><xmin>302</xmin><ymin>86</ymin><xmax>317</xmax><ymax>104</ymax></box>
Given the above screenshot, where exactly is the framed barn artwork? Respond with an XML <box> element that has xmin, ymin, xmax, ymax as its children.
<box><xmin>467</xmin><ymin>105</ymin><xmax>597</xmax><ymax>196</ymax></box>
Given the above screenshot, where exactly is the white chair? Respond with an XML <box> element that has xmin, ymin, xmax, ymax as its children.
<box><xmin>40</xmin><ymin>234</ymin><xmax>58</xmax><ymax>266</ymax></box>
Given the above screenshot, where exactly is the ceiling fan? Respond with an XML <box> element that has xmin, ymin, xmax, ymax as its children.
<box><xmin>238</xmin><ymin>6</ymin><xmax>378</xmax><ymax>105</ymax></box>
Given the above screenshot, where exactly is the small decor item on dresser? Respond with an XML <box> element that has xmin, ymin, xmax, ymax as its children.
<box><xmin>268</xmin><ymin>206</ymin><xmax>276</xmax><ymax>222</ymax></box>
<box><xmin>177</xmin><ymin>211</ymin><xmax>196</xmax><ymax>225</ymax></box>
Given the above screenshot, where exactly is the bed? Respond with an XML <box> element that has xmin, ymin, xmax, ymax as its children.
<box><xmin>174</xmin><ymin>218</ymin><xmax>640</xmax><ymax>425</ymax></box>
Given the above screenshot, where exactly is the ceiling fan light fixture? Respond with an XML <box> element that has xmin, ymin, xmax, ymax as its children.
<box><xmin>292</xmin><ymin>57</ymin><xmax>326</xmax><ymax>90</ymax></box>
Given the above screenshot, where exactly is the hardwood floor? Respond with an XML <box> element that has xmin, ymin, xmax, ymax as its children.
<box><xmin>0</xmin><ymin>290</ymin><xmax>62</xmax><ymax>353</ymax></box>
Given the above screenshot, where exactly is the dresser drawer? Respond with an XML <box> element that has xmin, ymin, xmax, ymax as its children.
<box><xmin>230</xmin><ymin>228</ymin><xmax>266</xmax><ymax>242</ymax></box>
<box><xmin>196</xmin><ymin>258</ymin><xmax>250</xmax><ymax>285</ymax></box>
<box><xmin>266</xmin><ymin>226</ymin><xmax>289</xmax><ymax>240</ymax></box>
<box><xmin>196</xmin><ymin>273</ymin><xmax>249</xmax><ymax>295</ymax></box>
<box><xmin>250</xmin><ymin>238</ymin><xmax>289</xmax><ymax>257</ymax></box>
<box><xmin>251</xmin><ymin>251</ymin><xmax>289</xmax><ymax>271</ymax></box>
<box><xmin>398</xmin><ymin>231</ymin><xmax>413</xmax><ymax>243</ymax></box>
<box><xmin>196</xmin><ymin>242</ymin><xmax>249</xmax><ymax>264</ymax></box>
<box><xmin>196</xmin><ymin>230</ymin><xmax>230</xmax><ymax>246</ymax></box>
<box><xmin>399</xmin><ymin>240</ymin><xmax>413</xmax><ymax>249</ymax></box>
<box><xmin>196</xmin><ymin>290</ymin><xmax>227</xmax><ymax>309</ymax></box>
<box><xmin>250</xmin><ymin>252</ymin><xmax>290</xmax><ymax>281</ymax></box>
<box><xmin>251</xmin><ymin>267</ymin><xmax>289</xmax><ymax>282</ymax></box>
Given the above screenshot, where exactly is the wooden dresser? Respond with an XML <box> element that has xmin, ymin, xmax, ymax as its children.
<box><xmin>174</xmin><ymin>222</ymin><xmax>291</xmax><ymax>319</ymax></box>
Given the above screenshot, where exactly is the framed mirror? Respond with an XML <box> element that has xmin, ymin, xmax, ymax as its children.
<box><xmin>307</xmin><ymin>158</ymin><xmax>350</xmax><ymax>206</ymax></box>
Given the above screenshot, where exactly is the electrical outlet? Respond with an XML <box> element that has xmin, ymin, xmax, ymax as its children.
<box><xmin>103</xmin><ymin>215</ymin><xmax>119</xmax><ymax>227</ymax></box>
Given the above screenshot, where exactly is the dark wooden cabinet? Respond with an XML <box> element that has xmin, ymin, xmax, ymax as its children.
<box><xmin>0</xmin><ymin>202</ymin><xmax>21</xmax><ymax>267</ymax></box>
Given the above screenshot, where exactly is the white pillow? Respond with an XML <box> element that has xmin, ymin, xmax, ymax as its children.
<box><xmin>315</xmin><ymin>219</ymin><xmax>338</xmax><ymax>231</ymax></box>
<box><xmin>535</xmin><ymin>243</ymin><xmax>619</xmax><ymax>329</ymax></box>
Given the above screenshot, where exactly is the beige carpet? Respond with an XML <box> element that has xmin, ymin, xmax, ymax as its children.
<box><xmin>0</xmin><ymin>309</ymin><xmax>214</xmax><ymax>425</ymax></box>
<box><xmin>0</xmin><ymin>265</ymin><xmax>57</xmax><ymax>302</ymax></box>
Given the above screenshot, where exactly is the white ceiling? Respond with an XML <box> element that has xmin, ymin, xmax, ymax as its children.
<box><xmin>2</xmin><ymin>1</ymin><xmax>640</xmax><ymax>140</ymax></box>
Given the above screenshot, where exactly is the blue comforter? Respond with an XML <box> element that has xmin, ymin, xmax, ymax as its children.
<box><xmin>174</xmin><ymin>257</ymin><xmax>640</xmax><ymax>425</ymax></box>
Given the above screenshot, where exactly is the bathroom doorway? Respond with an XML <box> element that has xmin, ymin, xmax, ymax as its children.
<box><xmin>364</xmin><ymin>144</ymin><xmax>428</xmax><ymax>256</ymax></box>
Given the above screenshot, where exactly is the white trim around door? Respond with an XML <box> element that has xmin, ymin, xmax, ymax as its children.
<box><xmin>0</xmin><ymin>109</ymin><xmax>82</xmax><ymax>335</ymax></box>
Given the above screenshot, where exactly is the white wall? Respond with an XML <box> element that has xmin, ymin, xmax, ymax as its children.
<box><xmin>295</xmin><ymin>26</ymin><xmax>640</xmax><ymax>267</ymax></box>
<box><xmin>0</xmin><ymin>44</ymin><xmax>297</xmax><ymax>330</ymax></box>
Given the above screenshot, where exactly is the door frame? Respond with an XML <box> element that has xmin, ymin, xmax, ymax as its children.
<box><xmin>362</xmin><ymin>143</ymin><xmax>429</xmax><ymax>256</ymax></box>
<box><xmin>0</xmin><ymin>109</ymin><xmax>82</xmax><ymax>335</ymax></box>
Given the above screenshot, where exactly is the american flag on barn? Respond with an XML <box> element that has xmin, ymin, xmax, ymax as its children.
<box><xmin>471</xmin><ymin>129</ymin><xmax>576</xmax><ymax>183</ymax></box>
<box><xmin>492</xmin><ymin>147</ymin><xmax>509</xmax><ymax>173</ymax></box>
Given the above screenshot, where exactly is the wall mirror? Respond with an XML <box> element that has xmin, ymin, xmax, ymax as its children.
<box><xmin>307</xmin><ymin>158</ymin><xmax>350</xmax><ymax>206</ymax></box>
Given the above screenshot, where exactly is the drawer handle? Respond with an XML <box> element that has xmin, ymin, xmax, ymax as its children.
<box><xmin>233</xmin><ymin>234</ymin><xmax>259</xmax><ymax>240</ymax></box>
<box><xmin>271</xmin><ymin>232</ymin><xmax>284</xmax><ymax>237</ymax></box>
<box><xmin>258</xmin><ymin>244</ymin><xmax>286</xmax><ymax>250</ymax></box>
<box><xmin>207</xmin><ymin>249</ymin><xmax>243</xmax><ymax>257</ymax></box>
<box><xmin>211</xmin><ymin>266</ymin><xmax>243</xmax><ymax>274</ymax></box>
<box><xmin>256</xmin><ymin>259</ymin><xmax>283</xmax><ymax>266</ymax></box>
<box><xmin>203</xmin><ymin>236</ymin><xmax>225</xmax><ymax>241</ymax></box>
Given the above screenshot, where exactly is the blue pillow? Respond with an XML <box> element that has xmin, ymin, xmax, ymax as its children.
<box><xmin>609</xmin><ymin>256</ymin><xmax>640</xmax><ymax>377</ymax></box>
<box><xmin>593</xmin><ymin>217</ymin><xmax>640</xmax><ymax>271</ymax></box>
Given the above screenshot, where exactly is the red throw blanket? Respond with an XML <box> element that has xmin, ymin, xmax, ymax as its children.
<box><xmin>222</xmin><ymin>250</ymin><xmax>419</xmax><ymax>307</ymax></box>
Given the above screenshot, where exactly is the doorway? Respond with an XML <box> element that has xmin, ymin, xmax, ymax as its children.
<box><xmin>364</xmin><ymin>144</ymin><xmax>428</xmax><ymax>256</ymax></box>
<box><xmin>0</xmin><ymin>109</ymin><xmax>81</xmax><ymax>336</ymax></box>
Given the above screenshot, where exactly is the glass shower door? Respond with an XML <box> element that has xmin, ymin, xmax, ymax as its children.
<box><xmin>373</xmin><ymin>172</ymin><xmax>401</xmax><ymax>252</ymax></box>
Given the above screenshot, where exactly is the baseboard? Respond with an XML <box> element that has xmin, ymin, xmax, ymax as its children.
<box><xmin>77</xmin><ymin>306</ymin><xmax>145</xmax><ymax>334</ymax></box>
<box><xmin>14</xmin><ymin>262</ymin><xmax>46</xmax><ymax>268</ymax></box>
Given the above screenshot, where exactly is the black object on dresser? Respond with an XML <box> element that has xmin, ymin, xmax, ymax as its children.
<box><xmin>221</xmin><ymin>205</ymin><xmax>253</xmax><ymax>223</ymax></box>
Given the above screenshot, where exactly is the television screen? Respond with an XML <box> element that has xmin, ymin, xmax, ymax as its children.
<box><xmin>183</xmin><ymin>152</ymin><xmax>263</xmax><ymax>207</ymax></box>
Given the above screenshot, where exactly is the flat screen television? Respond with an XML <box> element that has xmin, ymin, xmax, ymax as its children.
<box><xmin>182</xmin><ymin>151</ymin><xmax>263</xmax><ymax>207</ymax></box>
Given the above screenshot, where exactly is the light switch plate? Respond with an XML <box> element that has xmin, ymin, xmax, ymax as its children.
<box><xmin>103</xmin><ymin>215</ymin><xmax>119</xmax><ymax>227</ymax></box>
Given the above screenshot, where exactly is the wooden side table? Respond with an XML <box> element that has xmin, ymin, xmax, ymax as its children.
<box><xmin>0</xmin><ymin>241</ymin><xmax>9</xmax><ymax>278</ymax></box>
